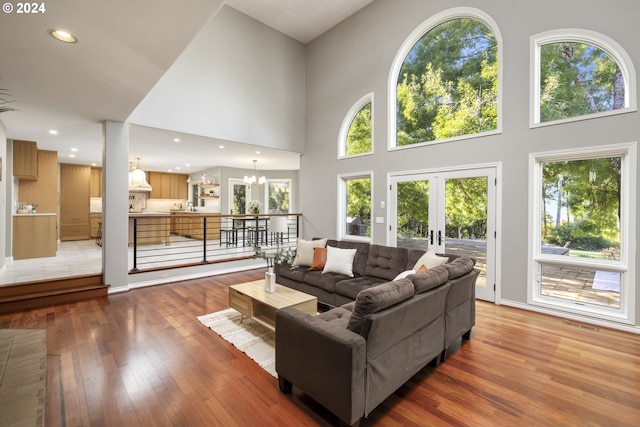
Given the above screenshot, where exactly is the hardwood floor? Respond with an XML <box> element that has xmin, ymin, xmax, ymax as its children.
<box><xmin>1</xmin><ymin>269</ymin><xmax>638</xmax><ymax>427</ymax></box>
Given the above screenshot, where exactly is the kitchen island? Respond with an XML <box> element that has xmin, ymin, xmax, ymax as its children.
<box><xmin>128</xmin><ymin>213</ymin><xmax>171</xmax><ymax>246</ymax></box>
<box><xmin>129</xmin><ymin>212</ymin><xmax>222</xmax><ymax>246</ymax></box>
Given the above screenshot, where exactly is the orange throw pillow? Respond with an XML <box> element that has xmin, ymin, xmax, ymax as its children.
<box><xmin>416</xmin><ymin>264</ymin><xmax>428</xmax><ymax>274</ymax></box>
<box><xmin>310</xmin><ymin>247</ymin><xmax>327</xmax><ymax>271</ymax></box>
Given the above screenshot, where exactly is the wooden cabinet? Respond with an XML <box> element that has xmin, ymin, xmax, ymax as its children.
<box><xmin>13</xmin><ymin>214</ymin><xmax>57</xmax><ymax>260</ymax></box>
<box><xmin>149</xmin><ymin>172</ymin><xmax>188</xmax><ymax>199</ymax></box>
<box><xmin>13</xmin><ymin>140</ymin><xmax>38</xmax><ymax>180</ymax></box>
<box><xmin>170</xmin><ymin>212</ymin><xmax>220</xmax><ymax>240</ymax></box>
<box><xmin>129</xmin><ymin>216</ymin><xmax>171</xmax><ymax>246</ymax></box>
<box><xmin>60</xmin><ymin>164</ymin><xmax>91</xmax><ymax>241</ymax></box>
<box><xmin>90</xmin><ymin>167</ymin><xmax>102</xmax><ymax>197</ymax></box>
<box><xmin>17</xmin><ymin>150</ymin><xmax>57</xmax><ymax>212</ymax></box>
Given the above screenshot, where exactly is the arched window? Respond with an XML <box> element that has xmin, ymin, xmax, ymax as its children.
<box><xmin>389</xmin><ymin>8</ymin><xmax>502</xmax><ymax>148</ymax></box>
<box><xmin>339</xmin><ymin>93</ymin><xmax>373</xmax><ymax>158</ymax></box>
<box><xmin>531</xmin><ymin>29</ymin><xmax>637</xmax><ymax>126</ymax></box>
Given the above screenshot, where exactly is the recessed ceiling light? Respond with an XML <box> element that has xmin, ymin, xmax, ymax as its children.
<box><xmin>168</xmin><ymin>169</ymin><xmax>173</xmax><ymax>172</ymax></box>
<box><xmin>71</xmin><ymin>147</ymin><xmax>78</xmax><ymax>152</ymax></box>
<box><xmin>256</xmin><ymin>151</ymin><xmax>261</xmax><ymax>154</ymax></box>
<box><xmin>175</xmin><ymin>166</ymin><xmax>181</xmax><ymax>170</ymax></box>
<box><xmin>49</xmin><ymin>29</ymin><xmax>77</xmax><ymax>43</ymax></box>
<box><xmin>173</xmin><ymin>138</ymin><xmax>180</xmax><ymax>142</ymax></box>
<box><xmin>69</xmin><ymin>154</ymin><xmax>75</xmax><ymax>158</ymax></box>
<box><xmin>49</xmin><ymin>129</ymin><xmax>58</xmax><ymax>135</ymax></box>
<box><xmin>91</xmin><ymin>163</ymin><xmax>97</xmax><ymax>166</ymax></box>
<box><xmin>219</xmin><ymin>145</ymin><xmax>224</xmax><ymax>149</ymax></box>
<box><xmin>185</xmin><ymin>163</ymin><xmax>191</xmax><ymax>167</ymax></box>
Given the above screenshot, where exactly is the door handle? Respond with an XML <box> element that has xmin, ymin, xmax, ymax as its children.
<box><xmin>438</xmin><ymin>230</ymin><xmax>442</xmax><ymax>246</ymax></box>
<box><xmin>429</xmin><ymin>230</ymin><xmax>434</xmax><ymax>245</ymax></box>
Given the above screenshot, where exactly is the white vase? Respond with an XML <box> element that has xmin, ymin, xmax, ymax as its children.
<box><xmin>265</xmin><ymin>269</ymin><xmax>276</xmax><ymax>293</ymax></box>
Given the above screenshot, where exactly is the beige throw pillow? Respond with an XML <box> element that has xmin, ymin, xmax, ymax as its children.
<box><xmin>292</xmin><ymin>238</ymin><xmax>327</xmax><ymax>267</ymax></box>
<box><xmin>413</xmin><ymin>250</ymin><xmax>448</xmax><ymax>271</ymax></box>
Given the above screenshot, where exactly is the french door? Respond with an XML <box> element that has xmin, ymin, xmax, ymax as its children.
<box><xmin>389</xmin><ymin>167</ymin><xmax>497</xmax><ymax>302</ymax></box>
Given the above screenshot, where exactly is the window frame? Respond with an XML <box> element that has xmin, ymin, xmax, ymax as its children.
<box><xmin>338</xmin><ymin>93</ymin><xmax>374</xmax><ymax>159</ymax></box>
<box><xmin>337</xmin><ymin>171</ymin><xmax>373</xmax><ymax>242</ymax></box>
<box><xmin>387</xmin><ymin>7</ymin><xmax>503</xmax><ymax>151</ymax></box>
<box><xmin>530</xmin><ymin>29</ymin><xmax>637</xmax><ymax>128</ymax></box>
<box><xmin>527</xmin><ymin>142</ymin><xmax>636</xmax><ymax>324</ymax></box>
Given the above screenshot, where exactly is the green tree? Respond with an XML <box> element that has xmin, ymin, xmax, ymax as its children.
<box><xmin>346</xmin><ymin>103</ymin><xmax>372</xmax><ymax>155</ymax></box>
<box><xmin>542</xmin><ymin>157</ymin><xmax>621</xmax><ymax>250</ymax></box>
<box><xmin>346</xmin><ymin>178</ymin><xmax>371</xmax><ymax>236</ymax></box>
<box><xmin>397</xmin><ymin>181</ymin><xmax>429</xmax><ymax>238</ymax></box>
<box><xmin>445</xmin><ymin>177</ymin><xmax>487</xmax><ymax>239</ymax></box>
<box><xmin>540</xmin><ymin>42</ymin><xmax>624</xmax><ymax>122</ymax></box>
<box><xmin>396</xmin><ymin>18</ymin><xmax>498</xmax><ymax>145</ymax></box>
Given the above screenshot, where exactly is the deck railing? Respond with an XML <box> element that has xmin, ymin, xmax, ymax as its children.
<box><xmin>128</xmin><ymin>213</ymin><xmax>300</xmax><ymax>272</ymax></box>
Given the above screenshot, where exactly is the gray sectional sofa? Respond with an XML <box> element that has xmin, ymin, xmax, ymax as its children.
<box><xmin>274</xmin><ymin>239</ymin><xmax>479</xmax><ymax>427</ymax></box>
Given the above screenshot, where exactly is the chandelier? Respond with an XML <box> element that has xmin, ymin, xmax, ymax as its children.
<box><xmin>244</xmin><ymin>160</ymin><xmax>266</xmax><ymax>186</ymax></box>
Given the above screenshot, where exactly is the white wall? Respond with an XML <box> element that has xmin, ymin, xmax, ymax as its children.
<box><xmin>302</xmin><ymin>0</ymin><xmax>640</xmax><ymax>326</ymax></box>
<box><xmin>129</xmin><ymin>5</ymin><xmax>307</xmax><ymax>153</ymax></box>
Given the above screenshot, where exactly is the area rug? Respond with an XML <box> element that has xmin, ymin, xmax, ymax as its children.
<box><xmin>198</xmin><ymin>308</ymin><xmax>276</xmax><ymax>377</ymax></box>
<box><xmin>0</xmin><ymin>329</ymin><xmax>47</xmax><ymax>427</ymax></box>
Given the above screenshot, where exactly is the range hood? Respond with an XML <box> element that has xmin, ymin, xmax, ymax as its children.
<box><xmin>129</xmin><ymin>158</ymin><xmax>152</xmax><ymax>192</ymax></box>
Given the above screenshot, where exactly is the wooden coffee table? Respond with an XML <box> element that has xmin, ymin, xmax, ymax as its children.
<box><xmin>228</xmin><ymin>280</ymin><xmax>317</xmax><ymax>331</ymax></box>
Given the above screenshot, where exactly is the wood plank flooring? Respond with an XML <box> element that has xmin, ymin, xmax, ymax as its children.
<box><xmin>0</xmin><ymin>269</ymin><xmax>638</xmax><ymax>426</ymax></box>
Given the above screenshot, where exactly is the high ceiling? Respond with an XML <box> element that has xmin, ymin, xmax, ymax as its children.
<box><xmin>0</xmin><ymin>0</ymin><xmax>374</xmax><ymax>173</ymax></box>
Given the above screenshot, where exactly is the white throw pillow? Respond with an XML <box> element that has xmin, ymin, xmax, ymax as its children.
<box><xmin>393</xmin><ymin>269</ymin><xmax>416</xmax><ymax>281</ymax></box>
<box><xmin>413</xmin><ymin>250</ymin><xmax>448</xmax><ymax>271</ymax></box>
<box><xmin>292</xmin><ymin>238</ymin><xmax>327</xmax><ymax>267</ymax></box>
<box><xmin>322</xmin><ymin>246</ymin><xmax>357</xmax><ymax>277</ymax></box>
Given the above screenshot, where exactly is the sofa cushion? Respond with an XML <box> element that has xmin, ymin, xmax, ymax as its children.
<box><xmin>323</xmin><ymin>246</ymin><xmax>357</xmax><ymax>277</ymax></box>
<box><xmin>394</xmin><ymin>269</ymin><xmax>416</xmax><ymax>281</ymax></box>
<box><xmin>413</xmin><ymin>250</ymin><xmax>448</xmax><ymax>271</ymax></box>
<box><xmin>317</xmin><ymin>307</ymin><xmax>352</xmax><ymax>328</ymax></box>
<box><xmin>305</xmin><ymin>270</ymin><xmax>350</xmax><ymax>293</ymax></box>
<box><xmin>292</xmin><ymin>238</ymin><xmax>327</xmax><ymax>267</ymax></box>
<box><xmin>347</xmin><ymin>278</ymin><xmax>415</xmax><ymax>335</ymax></box>
<box><xmin>276</xmin><ymin>263</ymin><xmax>310</xmax><ymax>282</ymax></box>
<box><xmin>443</xmin><ymin>256</ymin><xmax>476</xmax><ymax>279</ymax></box>
<box><xmin>409</xmin><ymin>265</ymin><xmax>449</xmax><ymax>293</ymax></box>
<box><xmin>364</xmin><ymin>245</ymin><xmax>409</xmax><ymax>281</ymax></box>
<box><xmin>335</xmin><ymin>276</ymin><xmax>387</xmax><ymax>300</ymax></box>
<box><xmin>310</xmin><ymin>247</ymin><xmax>327</xmax><ymax>271</ymax></box>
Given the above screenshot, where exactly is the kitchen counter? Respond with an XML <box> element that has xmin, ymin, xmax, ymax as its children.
<box><xmin>13</xmin><ymin>212</ymin><xmax>56</xmax><ymax>216</ymax></box>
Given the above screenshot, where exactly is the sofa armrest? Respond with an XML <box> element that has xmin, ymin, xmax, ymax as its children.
<box><xmin>276</xmin><ymin>307</ymin><xmax>366</xmax><ymax>426</ymax></box>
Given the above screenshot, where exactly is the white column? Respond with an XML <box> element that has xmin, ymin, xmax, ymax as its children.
<box><xmin>102</xmin><ymin>121</ymin><xmax>130</xmax><ymax>291</ymax></box>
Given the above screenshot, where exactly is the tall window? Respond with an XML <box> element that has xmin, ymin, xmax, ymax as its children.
<box><xmin>230</xmin><ymin>180</ymin><xmax>246</xmax><ymax>214</ymax></box>
<box><xmin>532</xmin><ymin>29</ymin><xmax>636</xmax><ymax>126</ymax></box>
<box><xmin>339</xmin><ymin>173</ymin><xmax>372</xmax><ymax>240</ymax></box>
<box><xmin>529</xmin><ymin>144</ymin><xmax>636</xmax><ymax>322</ymax></box>
<box><xmin>391</xmin><ymin>9</ymin><xmax>500</xmax><ymax>147</ymax></box>
<box><xmin>266</xmin><ymin>179</ymin><xmax>291</xmax><ymax>214</ymax></box>
<box><xmin>339</xmin><ymin>94</ymin><xmax>373</xmax><ymax>158</ymax></box>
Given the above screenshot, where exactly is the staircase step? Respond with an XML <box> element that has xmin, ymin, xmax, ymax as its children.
<box><xmin>0</xmin><ymin>274</ymin><xmax>108</xmax><ymax>313</ymax></box>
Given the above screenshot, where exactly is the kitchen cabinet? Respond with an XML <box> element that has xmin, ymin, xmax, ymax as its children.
<box><xmin>17</xmin><ymin>150</ymin><xmax>57</xmax><ymax>212</ymax></box>
<box><xmin>170</xmin><ymin>212</ymin><xmax>221</xmax><ymax>241</ymax></box>
<box><xmin>13</xmin><ymin>214</ymin><xmax>57</xmax><ymax>260</ymax></box>
<box><xmin>13</xmin><ymin>140</ymin><xmax>38</xmax><ymax>180</ymax></box>
<box><xmin>149</xmin><ymin>172</ymin><xmax>188</xmax><ymax>199</ymax></box>
<box><xmin>60</xmin><ymin>164</ymin><xmax>91</xmax><ymax>241</ymax></box>
<box><xmin>90</xmin><ymin>167</ymin><xmax>102</xmax><ymax>197</ymax></box>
